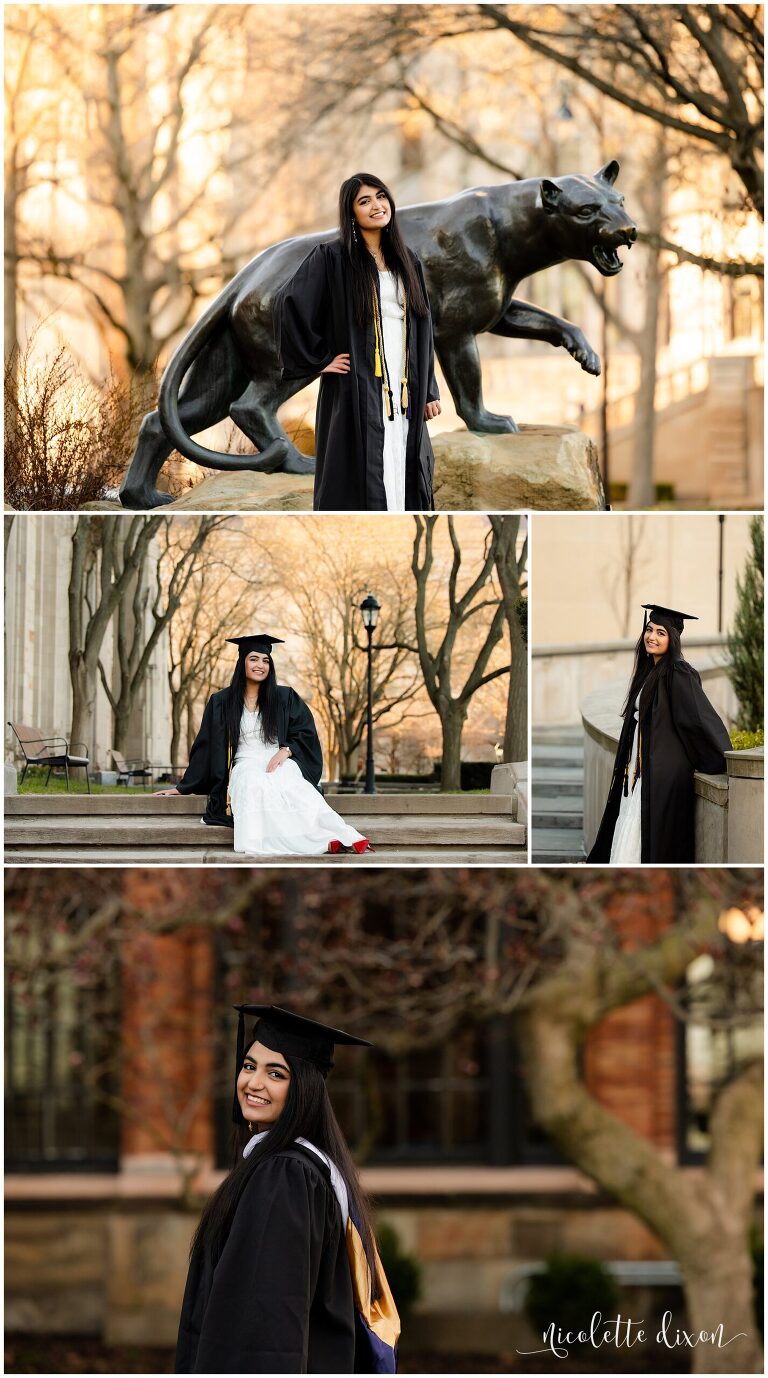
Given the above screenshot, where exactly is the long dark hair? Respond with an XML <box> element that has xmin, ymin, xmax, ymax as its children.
<box><xmin>622</xmin><ymin>617</ymin><xmax>684</xmax><ymax>721</ymax></box>
<box><xmin>223</xmin><ymin>653</ymin><xmax>281</xmax><ymax>761</ymax></box>
<box><xmin>339</xmin><ymin>172</ymin><xmax>429</xmax><ymax>325</ymax></box>
<box><xmin>191</xmin><ymin>1052</ymin><xmax>382</xmax><ymax>1299</ymax></box>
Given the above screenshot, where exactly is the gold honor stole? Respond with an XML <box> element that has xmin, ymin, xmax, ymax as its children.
<box><xmin>297</xmin><ymin>1138</ymin><xmax>401</xmax><ymax>1371</ymax></box>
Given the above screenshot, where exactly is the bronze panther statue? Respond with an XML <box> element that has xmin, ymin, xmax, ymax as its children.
<box><xmin>119</xmin><ymin>161</ymin><xmax>636</xmax><ymax>508</ymax></box>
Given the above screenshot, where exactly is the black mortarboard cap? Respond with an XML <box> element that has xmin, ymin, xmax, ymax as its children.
<box><xmin>641</xmin><ymin>604</ymin><xmax>698</xmax><ymax>635</ymax></box>
<box><xmin>232</xmin><ymin>1004</ymin><xmax>371</xmax><ymax>1122</ymax></box>
<box><xmin>226</xmin><ymin>634</ymin><xmax>285</xmax><ymax>656</ymax></box>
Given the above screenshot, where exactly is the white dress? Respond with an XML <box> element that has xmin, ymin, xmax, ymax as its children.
<box><xmin>228</xmin><ymin>709</ymin><xmax>369</xmax><ymax>857</ymax></box>
<box><xmin>380</xmin><ymin>271</ymin><xmax>410</xmax><ymax>512</ymax></box>
<box><xmin>610</xmin><ymin>694</ymin><xmax>642</xmax><ymax>864</ymax></box>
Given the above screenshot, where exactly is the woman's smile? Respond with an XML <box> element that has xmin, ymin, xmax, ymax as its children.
<box><xmin>353</xmin><ymin>185</ymin><xmax>392</xmax><ymax>232</ymax></box>
<box><xmin>236</xmin><ymin>1041</ymin><xmax>291</xmax><ymax>1126</ymax></box>
<box><xmin>244</xmin><ymin>651</ymin><xmax>270</xmax><ymax>682</ymax></box>
<box><xmin>644</xmin><ymin>620</ymin><xmax>669</xmax><ymax>660</ymax></box>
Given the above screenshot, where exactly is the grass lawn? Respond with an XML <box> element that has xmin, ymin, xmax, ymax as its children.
<box><xmin>16</xmin><ymin>773</ymin><xmax>175</xmax><ymax>796</ymax></box>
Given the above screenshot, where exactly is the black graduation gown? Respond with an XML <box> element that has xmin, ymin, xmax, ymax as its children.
<box><xmin>274</xmin><ymin>239</ymin><xmax>439</xmax><ymax>511</ymax></box>
<box><xmin>588</xmin><ymin>660</ymin><xmax>732</xmax><ymax>863</ymax></box>
<box><xmin>175</xmin><ymin>1146</ymin><xmax>356</xmax><ymax>1374</ymax></box>
<box><xmin>177</xmin><ymin>685</ymin><xmax>323</xmax><ymax>826</ymax></box>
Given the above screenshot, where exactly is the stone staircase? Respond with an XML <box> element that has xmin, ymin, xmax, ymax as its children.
<box><xmin>5</xmin><ymin>792</ymin><xmax>527</xmax><ymax>865</ymax></box>
<box><xmin>531</xmin><ymin>726</ymin><xmax>585</xmax><ymax>864</ymax></box>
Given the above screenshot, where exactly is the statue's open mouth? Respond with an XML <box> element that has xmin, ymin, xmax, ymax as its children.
<box><xmin>591</xmin><ymin>243</ymin><xmax>626</xmax><ymax>276</ymax></box>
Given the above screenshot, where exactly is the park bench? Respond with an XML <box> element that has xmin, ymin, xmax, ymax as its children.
<box><xmin>8</xmin><ymin>722</ymin><xmax>91</xmax><ymax>792</ymax></box>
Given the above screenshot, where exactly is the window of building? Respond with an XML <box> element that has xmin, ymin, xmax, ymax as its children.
<box><xmin>725</xmin><ymin>275</ymin><xmax>764</xmax><ymax>343</ymax></box>
<box><xmin>676</xmin><ymin>952</ymin><xmax>763</xmax><ymax>1163</ymax></box>
<box><xmin>5</xmin><ymin>948</ymin><xmax>121</xmax><ymax>1173</ymax></box>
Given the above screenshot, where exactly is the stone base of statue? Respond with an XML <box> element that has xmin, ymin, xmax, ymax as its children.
<box><xmin>432</xmin><ymin>426</ymin><xmax>606</xmax><ymax>511</ymax></box>
<box><xmin>84</xmin><ymin>425</ymin><xmax>605</xmax><ymax>512</ymax></box>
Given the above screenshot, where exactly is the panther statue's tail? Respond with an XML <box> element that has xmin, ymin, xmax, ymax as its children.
<box><xmin>157</xmin><ymin>272</ymin><xmax>288</xmax><ymax>471</ymax></box>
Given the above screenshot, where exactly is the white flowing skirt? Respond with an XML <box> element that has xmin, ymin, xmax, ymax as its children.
<box><xmin>609</xmin><ymin>717</ymin><xmax>642</xmax><ymax>864</ymax></box>
<box><xmin>229</xmin><ymin>739</ymin><xmax>368</xmax><ymax>857</ymax></box>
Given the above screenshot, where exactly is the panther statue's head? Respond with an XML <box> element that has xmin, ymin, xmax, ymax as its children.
<box><xmin>538</xmin><ymin>160</ymin><xmax>637</xmax><ymax>276</ymax></box>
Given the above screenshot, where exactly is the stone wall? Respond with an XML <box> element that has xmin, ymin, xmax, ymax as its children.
<box><xmin>536</xmin><ymin>638</ymin><xmax>734</xmax><ymax>731</ymax></box>
<box><xmin>4</xmin><ymin>1188</ymin><xmax>680</xmax><ymax>1355</ymax></box>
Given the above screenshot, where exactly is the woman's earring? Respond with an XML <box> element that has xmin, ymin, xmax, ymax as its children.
<box><xmin>352</xmin><ymin>221</ymin><xmax>358</xmax><ymax>243</ymax></box>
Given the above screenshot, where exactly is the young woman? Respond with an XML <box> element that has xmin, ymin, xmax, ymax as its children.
<box><xmin>274</xmin><ymin>172</ymin><xmax>441</xmax><ymax>512</ymax></box>
<box><xmin>588</xmin><ymin>604</ymin><xmax>732</xmax><ymax>864</ymax></box>
<box><xmin>156</xmin><ymin>634</ymin><xmax>372</xmax><ymax>857</ymax></box>
<box><xmin>175</xmin><ymin>1004</ymin><xmax>400</xmax><ymax>1374</ymax></box>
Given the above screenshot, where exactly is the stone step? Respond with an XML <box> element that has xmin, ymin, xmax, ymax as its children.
<box><xmin>531</xmin><ymin>744</ymin><xmax>584</xmax><ymax>765</ymax></box>
<box><xmin>531</xmin><ymin>828</ymin><xmax>585</xmax><ymax>862</ymax></box>
<box><xmin>6</xmin><ymin>846</ymin><xmax>528</xmax><ymax>866</ymax></box>
<box><xmin>6</xmin><ymin>814</ymin><xmax>526</xmax><ymax>849</ymax></box>
<box><xmin>533</xmin><ymin>765</ymin><xmax>584</xmax><ymax>785</ymax></box>
<box><xmin>532</xmin><ymin>798</ymin><xmax>583</xmax><ymax>830</ymax></box>
<box><xmin>532</xmin><ymin>812</ymin><xmax>583</xmax><ymax>830</ymax></box>
<box><xmin>7</xmin><ymin>792</ymin><xmax>514</xmax><ymax>818</ymax></box>
<box><xmin>531</xmin><ymin>726</ymin><xmax>583</xmax><ymax>744</ymax></box>
<box><xmin>533</xmin><ymin>780</ymin><xmax>584</xmax><ymax>799</ymax></box>
<box><xmin>531</xmin><ymin>850</ymin><xmax>584</xmax><ymax>864</ymax></box>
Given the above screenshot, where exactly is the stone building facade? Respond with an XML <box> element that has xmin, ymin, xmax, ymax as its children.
<box><xmin>6</xmin><ymin>876</ymin><xmax>757</xmax><ymax>1360</ymax></box>
<box><xmin>5</xmin><ymin>517</ymin><xmax>173</xmax><ymax>774</ymax></box>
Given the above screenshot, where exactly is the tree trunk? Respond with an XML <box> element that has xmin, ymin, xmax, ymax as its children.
<box><xmin>518</xmin><ymin>998</ymin><xmax>764</xmax><ymax>1376</ymax></box>
<box><xmin>504</xmin><ymin>608</ymin><xmax>527</xmax><ymax>762</ymax></box>
<box><xmin>678</xmin><ymin>1242</ymin><xmax>762</xmax><ymax>1374</ymax></box>
<box><xmin>69</xmin><ymin>657</ymin><xmax>96</xmax><ymax>756</ymax></box>
<box><xmin>628</xmin><ymin>133</ymin><xmax>666</xmax><ymax>508</ymax></box>
<box><xmin>169</xmin><ymin>681</ymin><xmax>184</xmax><ymax>770</ymax></box>
<box><xmin>4</xmin><ymin>148</ymin><xmax>19</xmax><ymax>401</ymax></box>
<box><xmin>440</xmin><ymin>706</ymin><xmax>466</xmax><ymax>791</ymax></box>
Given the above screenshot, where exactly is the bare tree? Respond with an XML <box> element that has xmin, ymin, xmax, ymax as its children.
<box><xmin>259</xmin><ymin>520</ymin><xmax>425</xmax><ymax>780</ymax></box>
<box><xmin>96</xmin><ymin>516</ymin><xmax>227</xmax><ymax>754</ymax></box>
<box><xmin>464</xmin><ymin>4</ymin><xmax>765</xmax><ymax>219</ymax></box>
<box><xmin>167</xmin><ymin>536</ymin><xmax>275</xmax><ymax>767</ymax></box>
<box><xmin>7</xmin><ymin>5</ymin><xmax>264</xmax><ymax>377</ymax></box>
<box><xmin>68</xmin><ymin>515</ymin><xmax>163</xmax><ymax>751</ymax></box>
<box><xmin>412</xmin><ymin>516</ymin><xmax>509</xmax><ymax>789</ymax></box>
<box><xmin>488</xmin><ymin>516</ymin><xmax>528</xmax><ymax>762</ymax></box>
<box><xmin>604</xmin><ymin>515</ymin><xmax>650</xmax><ymax>637</ymax></box>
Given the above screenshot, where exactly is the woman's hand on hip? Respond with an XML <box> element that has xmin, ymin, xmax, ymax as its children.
<box><xmin>154</xmin><ymin>787</ymin><xmax>180</xmax><ymax>796</ymax></box>
<box><xmin>321</xmin><ymin>353</ymin><xmax>350</xmax><ymax>374</ymax></box>
<box><xmin>424</xmin><ymin>400</ymin><xmax>441</xmax><ymax>421</ymax></box>
<box><xmin>266</xmin><ymin>748</ymin><xmax>291</xmax><ymax>772</ymax></box>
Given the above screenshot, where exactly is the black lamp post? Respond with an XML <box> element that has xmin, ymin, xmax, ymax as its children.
<box><xmin>359</xmin><ymin>592</ymin><xmax>380</xmax><ymax>795</ymax></box>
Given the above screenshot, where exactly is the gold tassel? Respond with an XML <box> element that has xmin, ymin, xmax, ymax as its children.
<box><xmin>400</xmin><ymin>379</ymin><xmax>409</xmax><ymax>411</ymax></box>
<box><xmin>374</xmin><ymin>345</ymin><xmax>382</xmax><ymax>378</ymax></box>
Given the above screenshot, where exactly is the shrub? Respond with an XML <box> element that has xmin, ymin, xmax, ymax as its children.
<box><xmin>524</xmin><ymin>1253</ymin><xmax>619</xmax><ymax>1350</ymax></box>
<box><xmin>730</xmin><ymin>729</ymin><xmax>765</xmax><ymax>751</ymax></box>
<box><xmin>727</xmin><ymin>516</ymin><xmax>764</xmax><ymax>731</ymax></box>
<box><xmin>376</xmin><ymin>1222</ymin><xmax>422</xmax><ymax>1322</ymax></box>
<box><xmin>4</xmin><ymin>336</ymin><xmax>152</xmax><ymax>511</ymax></box>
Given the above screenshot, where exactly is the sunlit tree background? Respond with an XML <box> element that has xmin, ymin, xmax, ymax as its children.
<box><xmin>5</xmin><ymin>512</ymin><xmax>527</xmax><ymax>787</ymax></box>
<box><xmin>4</xmin><ymin>3</ymin><xmax>763</xmax><ymax>508</ymax></box>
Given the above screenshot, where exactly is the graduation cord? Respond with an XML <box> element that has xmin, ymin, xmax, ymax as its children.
<box><xmin>622</xmin><ymin>726</ymin><xmax>642</xmax><ymax>796</ymax></box>
<box><xmin>371</xmin><ymin>278</ymin><xmax>411</xmax><ymax>422</ymax></box>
